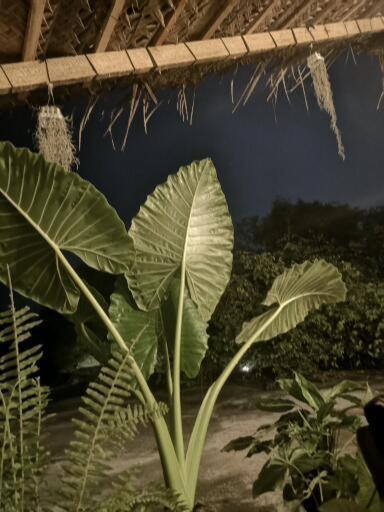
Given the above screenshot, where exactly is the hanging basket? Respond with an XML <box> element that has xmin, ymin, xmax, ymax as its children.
<box><xmin>35</xmin><ymin>106</ymin><xmax>78</xmax><ymax>171</ymax></box>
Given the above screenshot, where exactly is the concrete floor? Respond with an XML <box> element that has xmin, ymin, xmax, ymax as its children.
<box><xmin>46</xmin><ymin>377</ymin><xmax>384</xmax><ymax>511</ymax></box>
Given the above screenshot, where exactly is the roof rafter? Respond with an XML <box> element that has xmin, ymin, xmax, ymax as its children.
<box><xmin>152</xmin><ymin>0</ymin><xmax>189</xmax><ymax>46</ymax></box>
<box><xmin>246</xmin><ymin>0</ymin><xmax>283</xmax><ymax>34</ymax></box>
<box><xmin>314</xmin><ymin>1</ymin><xmax>345</xmax><ymax>24</ymax></box>
<box><xmin>94</xmin><ymin>0</ymin><xmax>126</xmax><ymax>53</ymax></box>
<box><xmin>22</xmin><ymin>0</ymin><xmax>46</xmax><ymax>61</ymax></box>
<box><xmin>363</xmin><ymin>2</ymin><xmax>384</xmax><ymax>18</ymax></box>
<box><xmin>202</xmin><ymin>0</ymin><xmax>238</xmax><ymax>40</ymax></box>
<box><xmin>278</xmin><ymin>0</ymin><xmax>314</xmax><ymax>28</ymax></box>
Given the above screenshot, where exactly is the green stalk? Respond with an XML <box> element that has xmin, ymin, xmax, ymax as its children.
<box><xmin>7</xmin><ymin>266</ymin><xmax>24</xmax><ymax>510</ymax></box>
<box><xmin>56</xmin><ymin>252</ymin><xmax>191</xmax><ymax>506</ymax></box>
<box><xmin>172</xmin><ymin>264</ymin><xmax>186</xmax><ymax>467</ymax></box>
<box><xmin>159</xmin><ymin>309</ymin><xmax>173</xmax><ymax>408</ymax></box>
<box><xmin>185</xmin><ymin>305</ymin><xmax>283</xmax><ymax>502</ymax></box>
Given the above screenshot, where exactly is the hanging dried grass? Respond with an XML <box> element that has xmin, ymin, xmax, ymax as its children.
<box><xmin>36</xmin><ymin>106</ymin><xmax>78</xmax><ymax>171</ymax></box>
<box><xmin>307</xmin><ymin>52</ymin><xmax>345</xmax><ymax>160</ymax></box>
<box><xmin>177</xmin><ymin>84</ymin><xmax>196</xmax><ymax>125</ymax></box>
<box><xmin>377</xmin><ymin>52</ymin><xmax>384</xmax><ymax>110</ymax></box>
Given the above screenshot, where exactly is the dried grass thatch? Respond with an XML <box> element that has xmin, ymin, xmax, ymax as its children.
<box><xmin>307</xmin><ymin>52</ymin><xmax>345</xmax><ymax>160</ymax></box>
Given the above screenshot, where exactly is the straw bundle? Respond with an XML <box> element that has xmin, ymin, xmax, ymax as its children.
<box><xmin>35</xmin><ymin>106</ymin><xmax>78</xmax><ymax>171</ymax></box>
<box><xmin>307</xmin><ymin>52</ymin><xmax>345</xmax><ymax>160</ymax></box>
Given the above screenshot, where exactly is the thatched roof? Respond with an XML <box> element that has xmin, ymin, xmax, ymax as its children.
<box><xmin>0</xmin><ymin>0</ymin><xmax>384</xmax><ymax>106</ymax></box>
<box><xmin>1</xmin><ymin>0</ymin><xmax>383</xmax><ymax>60</ymax></box>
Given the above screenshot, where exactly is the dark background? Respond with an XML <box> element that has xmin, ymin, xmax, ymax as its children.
<box><xmin>1</xmin><ymin>52</ymin><xmax>384</xmax><ymax>387</ymax></box>
<box><xmin>1</xmin><ymin>53</ymin><xmax>384</xmax><ymax>223</ymax></box>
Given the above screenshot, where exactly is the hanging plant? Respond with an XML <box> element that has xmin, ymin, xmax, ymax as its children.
<box><xmin>35</xmin><ymin>105</ymin><xmax>78</xmax><ymax>171</ymax></box>
<box><xmin>307</xmin><ymin>52</ymin><xmax>345</xmax><ymax>160</ymax></box>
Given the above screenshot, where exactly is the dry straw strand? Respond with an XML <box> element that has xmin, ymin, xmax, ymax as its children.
<box><xmin>307</xmin><ymin>52</ymin><xmax>345</xmax><ymax>160</ymax></box>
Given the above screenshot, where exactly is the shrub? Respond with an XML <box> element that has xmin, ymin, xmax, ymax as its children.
<box><xmin>223</xmin><ymin>373</ymin><xmax>380</xmax><ymax>511</ymax></box>
<box><xmin>207</xmin><ymin>249</ymin><xmax>384</xmax><ymax>380</ymax></box>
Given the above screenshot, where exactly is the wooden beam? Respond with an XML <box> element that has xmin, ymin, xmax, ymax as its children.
<box><xmin>94</xmin><ymin>0</ymin><xmax>125</xmax><ymax>53</ymax></box>
<box><xmin>152</xmin><ymin>0</ymin><xmax>189</xmax><ymax>46</ymax></box>
<box><xmin>315</xmin><ymin>0</ymin><xmax>343</xmax><ymax>24</ymax></box>
<box><xmin>22</xmin><ymin>0</ymin><xmax>46</xmax><ymax>61</ymax></box>
<box><xmin>246</xmin><ymin>0</ymin><xmax>282</xmax><ymax>34</ymax></box>
<box><xmin>87</xmin><ymin>50</ymin><xmax>133</xmax><ymax>79</ymax></box>
<box><xmin>3</xmin><ymin>61</ymin><xmax>48</xmax><ymax>91</ymax></box>
<box><xmin>1</xmin><ymin>17</ymin><xmax>383</xmax><ymax>98</ymax></box>
<box><xmin>187</xmin><ymin>39</ymin><xmax>229</xmax><ymax>61</ymax></box>
<box><xmin>149</xmin><ymin>43</ymin><xmax>195</xmax><ymax>69</ymax></box>
<box><xmin>363</xmin><ymin>3</ymin><xmax>384</xmax><ymax>18</ymax></box>
<box><xmin>47</xmin><ymin>56</ymin><xmax>95</xmax><ymax>86</ymax></box>
<box><xmin>202</xmin><ymin>0</ymin><xmax>238</xmax><ymax>40</ymax></box>
<box><xmin>341</xmin><ymin>0</ymin><xmax>367</xmax><ymax>21</ymax></box>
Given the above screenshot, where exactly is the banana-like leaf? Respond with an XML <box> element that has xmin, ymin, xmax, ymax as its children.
<box><xmin>127</xmin><ymin>159</ymin><xmax>233</xmax><ymax>321</ymax></box>
<box><xmin>161</xmin><ymin>278</ymin><xmax>208</xmax><ymax>379</ymax></box>
<box><xmin>109</xmin><ymin>277</ymin><xmax>208</xmax><ymax>380</ymax></box>
<box><xmin>66</xmin><ymin>283</ymin><xmax>111</xmax><ymax>364</ymax></box>
<box><xmin>109</xmin><ymin>277</ymin><xmax>158</xmax><ymax>380</ymax></box>
<box><xmin>0</xmin><ymin>142</ymin><xmax>131</xmax><ymax>313</ymax></box>
<box><xmin>236</xmin><ymin>260</ymin><xmax>346</xmax><ymax>344</ymax></box>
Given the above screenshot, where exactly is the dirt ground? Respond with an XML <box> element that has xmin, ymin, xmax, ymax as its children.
<box><xmin>46</xmin><ymin>376</ymin><xmax>384</xmax><ymax>511</ymax></box>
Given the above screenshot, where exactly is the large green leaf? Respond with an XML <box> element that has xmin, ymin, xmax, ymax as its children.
<box><xmin>109</xmin><ymin>277</ymin><xmax>208</xmax><ymax>380</ymax></box>
<box><xmin>161</xmin><ymin>278</ymin><xmax>208</xmax><ymax>378</ymax></box>
<box><xmin>109</xmin><ymin>277</ymin><xmax>158</xmax><ymax>380</ymax></box>
<box><xmin>236</xmin><ymin>259</ymin><xmax>346</xmax><ymax>344</ymax></box>
<box><xmin>0</xmin><ymin>142</ymin><xmax>131</xmax><ymax>313</ymax></box>
<box><xmin>126</xmin><ymin>158</ymin><xmax>233</xmax><ymax>321</ymax></box>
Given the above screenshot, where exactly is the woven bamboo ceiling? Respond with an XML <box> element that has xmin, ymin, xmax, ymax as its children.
<box><xmin>0</xmin><ymin>0</ymin><xmax>383</xmax><ymax>63</ymax></box>
<box><xmin>0</xmin><ymin>0</ymin><xmax>384</xmax><ymax>106</ymax></box>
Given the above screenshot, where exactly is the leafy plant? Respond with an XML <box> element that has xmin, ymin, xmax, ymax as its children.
<box><xmin>0</xmin><ymin>142</ymin><xmax>347</xmax><ymax>510</ymax></box>
<box><xmin>223</xmin><ymin>373</ymin><xmax>382</xmax><ymax>510</ymax></box>
<box><xmin>0</xmin><ymin>274</ymin><xmax>182</xmax><ymax>511</ymax></box>
<box><xmin>0</xmin><ymin>268</ymin><xmax>49</xmax><ymax>511</ymax></box>
<box><xmin>207</xmin><ymin>250</ymin><xmax>384</xmax><ymax>381</ymax></box>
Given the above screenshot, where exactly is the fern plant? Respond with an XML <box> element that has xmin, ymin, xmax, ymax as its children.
<box><xmin>0</xmin><ymin>273</ymin><xmax>182</xmax><ymax>512</ymax></box>
<box><xmin>0</xmin><ymin>268</ymin><xmax>50</xmax><ymax>512</ymax></box>
<box><xmin>60</xmin><ymin>343</ymin><xmax>169</xmax><ymax>512</ymax></box>
<box><xmin>0</xmin><ymin>142</ymin><xmax>348</xmax><ymax>510</ymax></box>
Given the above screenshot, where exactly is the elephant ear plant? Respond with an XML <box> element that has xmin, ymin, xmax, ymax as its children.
<box><xmin>0</xmin><ymin>141</ymin><xmax>347</xmax><ymax>510</ymax></box>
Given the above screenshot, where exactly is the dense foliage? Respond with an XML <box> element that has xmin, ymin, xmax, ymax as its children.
<box><xmin>0</xmin><ymin>143</ymin><xmax>347</xmax><ymax>510</ymax></box>
<box><xmin>223</xmin><ymin>373</ymin><xmax>381</xmax><ymax>511</ymax></box>
<box><xmin>206</xmin><ymin>200</ymin><xmax>384</xmax><ymax>380</ymax></box>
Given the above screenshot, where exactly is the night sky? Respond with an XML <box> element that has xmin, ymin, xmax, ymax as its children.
<box><xmin>0</xmin><ymin>52</ymin><xmax>384</xmax><ymax>225</ymax></box>
<box><xmin>1</xmin><ymin>52</ymin><xmax>384</xmax><ymax>382</ymax></box>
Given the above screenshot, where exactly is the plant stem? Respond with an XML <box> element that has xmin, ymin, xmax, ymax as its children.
<box><xmin>159</xmin><ymin>309</ymin><xmax>173</xmax><ymax>407</ymax></box>
<box><xmin>163</xmin><ymin>335</ymin><xmax>174</xmax><ymax>407</ymax></box>
<box><xmin>185</xmin><ymin>306</ymin><xmax>282</xmax><ymax>502</ymax></box>
<box><xmin>172</xmin><ymin>267</ymin><xmax>186</xmax><ymax>467</ymax></box>
<box><xmin>56</xmin><ymin>252</ymin><xmax>191</xmax><ymax>505</ymax></box>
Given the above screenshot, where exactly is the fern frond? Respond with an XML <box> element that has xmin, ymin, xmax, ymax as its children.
<box><xmin>61</xmin><ymin>347</ymin><xmax>167</xmax><ymax>512</ymax></box>
<box><xmin>97</xmin><ymin>488</ymin><xmax>190</xmax><ymax>512</ymax></box>
<box><xmin>98</xmin><ymin>474</ymin><xmax>188</xmax><ymax>512</ymax></box>
<box><xmin>0</xmin><ymin>269</ymin><xmax>50</xmax><ymax>512</ymax></box>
